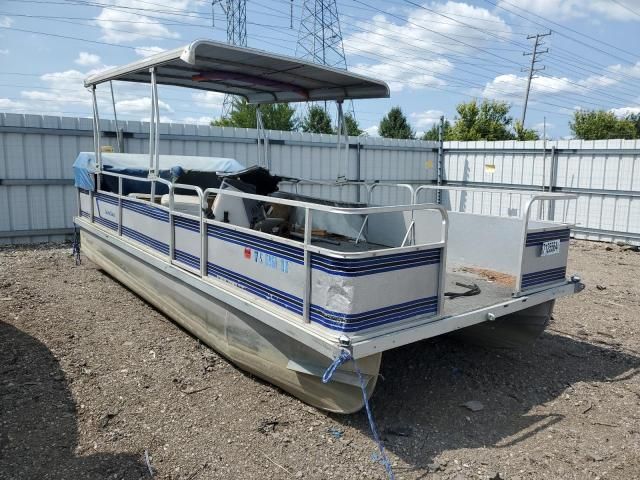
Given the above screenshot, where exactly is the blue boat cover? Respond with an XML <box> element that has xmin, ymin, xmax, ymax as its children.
<box><xmin>73</xmin><ymin>152</ymin><xmax>244</xmax><ymax>191</ymax></box>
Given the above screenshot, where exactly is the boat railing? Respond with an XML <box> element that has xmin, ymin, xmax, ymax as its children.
<box><xmin>168</xmin><ymin>183</ymin><xmax>206</xmax><ymax>276</ymax></box>
<box><xmin>86</xmin><ymin>171</ymin><xmax>450</xmax><ymax>323</ymax></box>
<box><xmin>516</xmin><ymin>192</ymin><xmax>578</xmax><ymax>294</ymax></box>
<box><xmin>200</xmin><ymin>184</ymin><xmax>449</xmax><ymax>322</ymax></box>
<box><xmin>413</xmin><ymin>184</ymin><xmax>577</xmax><ymax>295</ymax></box>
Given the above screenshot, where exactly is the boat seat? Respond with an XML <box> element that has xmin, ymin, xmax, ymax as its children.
<box><xmin>160</xmin><ymin>194</ymin><xmax>202</xmax><ymax>216</ymax></box>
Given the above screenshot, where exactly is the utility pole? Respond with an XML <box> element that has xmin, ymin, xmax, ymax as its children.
<box><xmin>213</xmin><ymin>0</ymin><xmax>247</xmax><ymax>116</ymax></box>
<box><xmin>436</xmin><ymin>115</ymin><xmax>444</xmax><ymax>205</ymax></box>
<box><xmin>521</xmin><ymin>31</ymin><xmax>551</xmax><ymax>128</ymax></box>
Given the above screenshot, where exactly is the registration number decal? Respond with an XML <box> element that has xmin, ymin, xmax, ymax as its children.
<box><xmin>252</xmin><ymin>250</ymin><xmax>289</xmax><ymax>273</ymax></box>
<box><xmin>540</xmin><ymin>239</ymin><xmax>560</xmax><ymax>256</ymax></box>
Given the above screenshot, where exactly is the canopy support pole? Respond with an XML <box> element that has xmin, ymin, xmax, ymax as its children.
<box><xmin>148</xmin><ymin>67</ymin><xmax>159</xmax><ymax>202</ymax></box>
<box><xmin>91</xmin><ymin>85</ymin><xmax>102</xmax><ymax>190</ymax></box>
<box><xmin>256</xmin><ymin>106</ymin><xmax>269</xmax><ymax>169</ymax></box>
<box><xmin>109</xmin><ymin>81</ymin><xmax>123</xmax><ymax>153</ymax></box>
<box><xmin>336</xmin><ymin>100</ymin><xmax>349</xmax><ymax>182</ymax></box>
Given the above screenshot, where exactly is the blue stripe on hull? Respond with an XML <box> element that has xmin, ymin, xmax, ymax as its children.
<box><xmin>95</xmin><ymin>193</ymin><xmax>118</xmax><ymax>206</ymax></box>
<box><xmin>122</xmin><ymin>199</ymin><xmax>169</xmax><ymax>223</ymax></box>
<box><xmin>175</xmin><ymin>249</ymin><xmax>200</xmax><ymax>269</ymax></box>
<box><xmin>208</xmin><ymin>223</ymin><xmax>441</xmax><ymax>276</ymax></box>
<box><xmin>122</xmin><ymin>226</ymin><xmax>169</xmax><ymax>256</ymax></box>
<box><xmin>208</xmin><ymin>224</ymin><xmax>305</xmax><ymax>264</ymax></box>
<box><xmin>81</xmin><ymin>200</ymin><xmax>441</xmax><ymax>331</ymax></box>
<box><xmin>174</xmin><ymin>216</ymin><xmax>200</xmax><ymax>233</ymax></box>
<box><xmin>94</xmin><ymin>215</ymin><xmax>118</xmax><ymax>231</ymax></box>
<box><xmin>207</xmin><ymin>261</ymin><xmax>438</xmax><ymax>332</ymax></box>
<box><xmin>521</xmin><ymin>266</ymin><xmax>566</xmax><ymax>288</ymax></box>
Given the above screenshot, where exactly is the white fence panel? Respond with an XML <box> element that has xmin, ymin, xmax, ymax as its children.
<box><xmin>442</xmin><ymin>138</ymin><xmax>640</xmax><ymax>244</ymax></box>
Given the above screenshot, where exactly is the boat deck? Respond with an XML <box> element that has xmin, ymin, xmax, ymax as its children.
<box><xmin>444</xmin><ymin>270</ymin><xmax>514</xmax><ymax>317</ymax></box>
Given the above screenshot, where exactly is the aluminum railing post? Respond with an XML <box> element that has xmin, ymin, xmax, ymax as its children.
<box><xmin>302</xmin><ymin>208</ymin><xmax>313</xmax><ymax>323</ymax></box>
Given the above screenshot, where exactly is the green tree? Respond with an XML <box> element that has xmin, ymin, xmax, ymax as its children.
<box><xmin>448</xmin><ymin>99</ymin><xmax>518</xmax><ymax>141</ymax></box>
<box><xmin>379</xmin><ymin>106</ymin><xmax>414</xmax><ymax>139</ymax></box>
<box><xmin>301</xmin><ymin>105</ymin><xmax>333</xmax><ymax>134</ymax></box>
<box><xmin>212</xmin><ymin>98</ymin><xmax>298</xmax><ymax>131</ymax></box>
<box><xmin>421</xmin><ymin>119</ymin><xmax>451</xmax><ymax>141</ymax></box>
<box><xmin>514</xmin><ymin>121</ymin><xmax>540</xmax><ymax>141</ymax></box>
<box><xmin>342</xmin><ymin>113</ymin><xmax>363</xmax><ymax>136</ymax></box>
<box><xmin>569</xmin><ymin>110</ymin><xmax>637</xmax><ymax>140</ymax></box>
<box><xmin>626</xmin><ymin>112</ymin><xmax>640</xmax><ymax>137</ymax></box>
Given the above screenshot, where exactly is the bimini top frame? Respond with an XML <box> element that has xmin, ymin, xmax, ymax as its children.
<box><xmin>86</xmin><ymin>39</ymin><xmax>389</xmax><ymax>183</ymax></box>
<box><xmin>84</xmin><ymin>39</ymin><xmax>390</xmax><ymax>104</ymax></box>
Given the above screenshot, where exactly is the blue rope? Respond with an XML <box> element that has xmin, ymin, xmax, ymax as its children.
<box><xmin>72</xmin><ymin>227</ymin><xmax>81</xmax><ymax>265</ymax></box>
<box><xmin>323</xmin><ymin>349</ymin><xmax>395</xmax><ymax>480</ymax></box>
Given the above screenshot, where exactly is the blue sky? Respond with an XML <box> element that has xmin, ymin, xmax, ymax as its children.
<box><xmin>0</xmin><ymin>0</ymin><xmax>639</xmax><ymax>138</ymax></box>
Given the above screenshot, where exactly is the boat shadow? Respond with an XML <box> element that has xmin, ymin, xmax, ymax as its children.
<box><xmin>335</xmin><ymin>331</ymin><xmax>640</xmax><ymax>470</ymax></box>
<box><xmin>0</xmin><ymin>321</ymin><xmax>146</xmax><ymax>480</ymax></box>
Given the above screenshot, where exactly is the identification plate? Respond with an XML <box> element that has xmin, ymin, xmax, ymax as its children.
<box><xmin>540</xmin><ymin>239</ymin><xmax>560</xmax><ymax>256</ymax></box>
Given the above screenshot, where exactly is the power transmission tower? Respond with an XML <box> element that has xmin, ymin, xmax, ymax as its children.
<box><xmin>296</xmin><ymin>0</ymin><xmax>355</xmax><ymax>117</ymax></box>
<box><xmin>213</xmin><ymin>0</ymin><xmax>247</xmax><ymax>115</ymax></box>
<box><xmin>521</xmin><ymin>31</ymin><xmax>551</xmax><ymax>128</ymax></box>
<box><xmin>297</xmin><ymin>0</ymin><xmax>348</xmax><ymax>68</ymax></box>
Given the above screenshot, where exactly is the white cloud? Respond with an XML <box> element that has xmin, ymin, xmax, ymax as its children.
<box><xmin>16</xmin><ymin>65</ymin><xmax>115</xmax><ymax>116</ymax></box>
<box><xmin>481</xmin><ymin>74</ymin><xmax>574</xmax><ymax>100</ymax></box>
<box><xmin>192</xmin><ymin>91</ymin><xmax>225</xmax><ymax>112</ymax></box>
<box><xmin>410</xmin><ymin>109</ymin><xmax>444</xmax><ymax>128</ymax></box>
<box><xmin>610</xmin><ymin>106</ymin><xmax>640</xmax><ymax>117</ymax></box>
<box><xmin>351</xmin><ymin>60</ymin><xmax>449</xmax><ymax>92</ymax></box>
<box><xmin>363</xmin><ymin>125</ymin><xmax>379</xmax><ymax>137</ymax></box>
<box><xmin>497</xmin><ymin>0</ymin><xmax>640</xmax><ymax>22</ymax></box>
<box><xmin>134</xmin><ymin>46</ymin><xmax>166</xmax><ymax>57</ymax></box>
<box><xmin>479</xmin><ymin>71</ymin><xmax>623</xmax><ymax>103</ymax></box>
<box><xmin>75</xmin><ymin>52</ymin><xmax>101</xmax><ymax>66</ymax></box>
<box><xmin>344</xmin><ymin>2</ymin><xmax>511</xmax><ymax>91</ymax></box>
<box><xmin>95</xmin><ymin>8</ymin><xmax>180</xmax><ymax>43</ymax></box>
<box><xmin>0</xmin><ymin>16</ymin><xmax>13</xmax><ymax>28</ymax></box>
<box><xmin>0</xmin><ymin>98</ymin><xmax>25</xmax><ymax>109</ymax></box>
<box><xmin>533</xmin><ymin>121</ymin><xmax>554</xmax><ymax>131</ymax></box>
<box><xmin>116</xmin><ymin>97</ymin><xmax>173</xmax><ymax>114</ymax></box>
<box><xmin>182</xmin><ymin>116</ymin><xmax>213</xmax><ymax>125</ymax></box>
<box><xmin>19</xmin><ymin>70</ymin><xmax>93</xmax><ymax>113</ymax></box>
<box><xmin>0</xmin><ymin>49</ymin><xmax>8</xmax><ymax>55</ymax></box>
<box><xmin>608</xmin><ymin>61</ymin><xmax>640</xmax><ymax>78</ymax></box>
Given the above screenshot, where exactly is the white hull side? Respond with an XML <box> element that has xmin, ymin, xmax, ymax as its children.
<box><xmin>80</xmin><ymin>228</ymin><xmax>381</xmax><ymax>414</ymax></box>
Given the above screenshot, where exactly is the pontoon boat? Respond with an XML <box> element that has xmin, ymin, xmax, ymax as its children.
<box><xmin>73</xmin><ymin>40</ymin><xmax>584</xmax><ymax>414</ymax></box>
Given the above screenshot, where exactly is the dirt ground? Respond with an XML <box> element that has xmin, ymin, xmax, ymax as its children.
<box><xmin>1</xmin><ymin>239</ymin><xmax>639</xmax><ymax>480</ymax></box>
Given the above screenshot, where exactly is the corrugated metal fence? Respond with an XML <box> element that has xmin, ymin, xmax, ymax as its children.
<box><xmin>1</xmin><ymin>113</ymin><xmax>638</xmax><ymax>245</ymax></box>
<box><xmin>442</xmin><ymin>139</ymin><xmax>640</xmax><ymax>244</ymax></box>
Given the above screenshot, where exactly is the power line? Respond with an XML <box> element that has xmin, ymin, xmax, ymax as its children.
<box><xmin>484</xmin><ymin>0</ymin><xmax>639</xmax><ymax>63</ymax></box>
<box><xmin>3</xmin><ymin>20</ymin><xmax>616</xmax><ymax>116</ymax></box>
<box><xmin>609</xmin><ymin>0</ymin><xmax>640</xmax><ymax>18</ymax></box>
<box><xmin>0</xmin><ymin>3</ymin><xmax>628</xmax><ymax>119</ymax></box>
<box><xmin>0</xmin><ymin>15</ymin><xmax>627</xmax><ymax>115</ymax></box>
<box><xmin>14</xmin><ymin>0</ymin><xmax>637</xmax><ymax>100</ymax></box>
<box><xmin>348</xmin><ymin>0</ymin><xmax>524</xmax><ymax>67</ymax></box>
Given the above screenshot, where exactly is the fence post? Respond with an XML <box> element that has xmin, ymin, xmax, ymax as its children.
<box><xmin>355</xmin><ymin>140</ymin><xmax>361</xmax><ymax>203</ymax></box>
<box><xmin>437</xmin><ymin>115</ymin><xmax>444</xmax><ymax>204</ymax></box>
<box><xmin>548</xmin><ymin>145</ymin><xmax>558</xmax><ymax>220</ymax></box>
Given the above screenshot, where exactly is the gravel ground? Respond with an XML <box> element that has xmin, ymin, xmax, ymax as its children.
<box><xmin>1</xmin><ymin>240</ymin><xmax>639</xmax><ymax>480</ymax></box>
